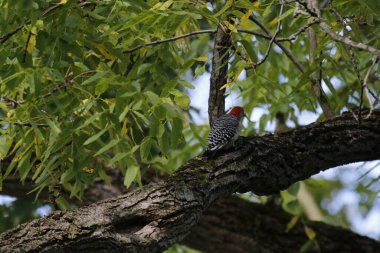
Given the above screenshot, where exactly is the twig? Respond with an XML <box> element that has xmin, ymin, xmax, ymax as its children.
<box><xmin>0</xmin><ymin>21</ymin><xmax>30</xmax><ymax>45</ymax></box>
<box><xmin>22</xmin><ymin>31</ymin><xmax>32</xmax><ymax>63</ymax></box>
<box><xmin>331</xmin><ymin>7</ymin><xmax>368</xmax><ymax>124</ymax></box>
<box><xmin>278</xmin><ymin>19</ymin><xmax>319</xmax><ymax>41</ymax></box>
<box><xmin>239</xmin><ymin>19</ymin><xmax>319</xmax><ymax>42</ymax></box>
<box><xmin>123</xmin><ymin>29</ymin><xmax>217</xmax><ymax>54</ymax></box>
<box><xmin>122</xmin><ymin>20</ymin><xmax>319</xmax><ymax>56</ymax></box>
<box><xmin>237</xmin><ymin>29</ymin><xmax>271</xmax><ymax>39</ymax></box>
<box><xmin>362</xmin><ymin>57</ymin><xmax>379</xmax><ymax>119</ymax></box>
<box><xmin>247</xmin><ymin>1</ymin><xmax>284</xmax><ymax>70</ymax></box>
<box><xmin>306</xmin><ymin>0</ymin><xmax>335</xmax><ymax>118</ymax></box>
<box><xmin>0</xmin><ymin>118</ymin><xmax>48</xmax><ymax>127</ymax></box>
<box><xmin>0</xmin><ymin>1</ymin><xmax>95</xmax><ymax>46</ymax></box>
<box><xmin>0</xmin><ymin>96</ymin><xmax>22</xmax><ymax>107</ymax></box>
<box><xmin>295</xmin><ymin>0</ymin><xmax>380</xmax><ymax>57</ymax></box>
<box><xmin>249</xmin><ymin>14</ymin><xmax>335</xmax><ymax>117</ymax></box>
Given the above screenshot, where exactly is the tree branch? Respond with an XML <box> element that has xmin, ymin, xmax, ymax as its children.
<box><xmin>247</xmin><ymin>1</ymin><xmax>284</xmax><ymax>69</ymax></box>
<box><xmin>123</xmin><ymin>29</ymin><xmax>217</xmax><ymax>54</ymax></box>
<box><xmin>1</xmin><ymin>109</ymin><xmax>379</xmax><ymax>252</ymax></box>
<box><xmin>185</xmin><ymin>196</ymin><xmax>380</xmax><ymax>253</ymax></box>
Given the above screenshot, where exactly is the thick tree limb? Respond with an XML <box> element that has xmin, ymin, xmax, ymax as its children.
<box><xmin>185</xmin><ymin>196</ymin><xmax>380</xmax><ymax>253</ymax></box>
<box><xmin>1</xmin><ymin>110</ymin><xmax>380</xmax><ymax>252</ymax></box>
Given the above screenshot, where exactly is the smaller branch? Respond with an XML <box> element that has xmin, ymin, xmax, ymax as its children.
<box><xmin>0</xmin><ymin>118</ymin><xmax>48</xmax><ymax>127</ymax></box>
<box><xmin>0</xmin><ymin>1</ymin><xmax>95</xmax><ymax>46</ymax></box>
<box><xmin>249</xmin><ymin>16</ymin><xmax>305</xmax><ymax>73</ymax></box>
<box><xmin>0</xmin><ymin>21</ymin><xmax>30</xmax><ymax>45</ymax></box>
<box><xmin>319</xmin><ymin>22</ymin><xmax>380</xmax><ymax>57</ymax></box>
<box><xmin>239</xmin><ymin>19</ymin><xmax>319</xmax><ymax>42</ymax></box>
<box><xmin>278</xmin><ymin>19</ymin><xmax>319</xmax><ymax>41</ymax></box>
<box><xmin>0</xmin><ymin>96</ymin><xmax>22</xmax><ymax>107</ymax></box>
<box><xmin>331</xmin><ymin>7</ymin><xmax>369</xmax><ymax>124</ymax></box>
<box><xmin>306</xmin><ymin>0</ymin><xmax>335</xmax><ymax>119</ymax></box>
<box><xmin>22</xmin><ymin>31</ymin><xmax>32</xmax><ymax>63</ymax></box>
<box><xmin>363</xmin><ymin>57</ymin><xmax>379</xmax><ymax>119</ymax></box>
<box><xmin>247</xmin><ymin>2</ymin><xmax>284</xmax><ymax>70</ymax></box>
<box><xmin>123</xmin><ymin>29</ymin><xmax>216</xmax><ymax>54</ymax></box>
<box><xmin>121</xmin><ymin>19</ymin><xmax>318</xmax><ymax>57</ymax></box>
<box><xmin>295</xmin><ymin>0</ymin><xmax>380</xmax><ymax>57</ymax></box>
<box><xmin>237</xmin><ymin>29</ymin><xmax>271</xmax><ymax>39</ymax></box>
<box><xmin>249</xmin><ymin>14</ymin><xmax>335</xmax><ymax>117</ymax></box>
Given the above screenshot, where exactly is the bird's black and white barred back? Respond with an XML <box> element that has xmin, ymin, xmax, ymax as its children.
<box><xmin>206</xmin><ymin>106</ymin><xmax>244</xmax><ymax>158</ymax></box>
<box><xmin>207</xmin><ymin>114</ymin><xmax>240</xmax><ymax>151</ymax></box>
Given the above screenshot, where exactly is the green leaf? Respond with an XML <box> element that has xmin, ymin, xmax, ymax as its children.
<box><xmin>140</xmin><ymin>137</ymin><xmax>154</xmax><ymax>162</ymax></box>
<box><xmin>94</xmin><ymin>139</ymin><xmax>120</xmax><ymax>156</ymax></box>
<box><xmin>81</xmin><ymin>72</ymin><xmax>107</xmax><ymax>85</ymax></box>
<box><xmin>45</xmin><ymin>118</ymin><xmax>61</xmax><ymax>135</ymax></box>
<box><xmin>0</xmin><ymin>135</ymin><xmax>12</xmax><ymax>159</ymax></box>
<box><xmin>240</xmin><ymin>39</ymin><xmax>258</xmax><ymax>62</ymax></box>
<box><xmin>304</xmin><ymin>226</ymin><xmax>316</xmax><ymax>240</ymax></box>
<box><xmin>76</xmin><ymin>112</ymin><xmax>103</xmax><ymax>130</ymax></box>
<box><xmin>83</xmin><ymin>127</ymin><xmax>108</xmax><ymax>145</ymax></box>
<box><xmin>98</xmin><ymin>168</ymin><xmax>111</xmax><ymax>184</ymax></box>
<box><xmin>214</xmin><ymin>0</ymin><xmax>233</xmax><ymax>17</ymax></box>
<box><xmin>194</xmin><ymin>64</ymin><xmax>206</xmax><ymax>77</ymax></box>
<box><xmin>287</xmin><ymin>182</ymin><xmax>300</xmax><ymax>196</ymax></box>
<box><xmin>95</xmin><ymin>80</ymin><xmax>109</xmax><ymax>96</ymax></box>
<box><xmin>169</xmin><ymin>89</ymin><xmax>190</xmax><ymax>109</ymax></box>
<box><xmin>286</xmin><ymin>214</ymin><xmax>300</xmax><ymax>232</ymax></box>
<box><xmin>145</xmin><ymin>91</ymin><xmax>160</xmax><ymax>105</ymax></box>
<box><xmin>109</xmin><ymin>152</ymin><xmax>129</xmax><ymax>165</ymax></box>
<box><xmin>55</xmin><ymin>196</ymin><xmax>73</xmax><ymax>210</ymax></box>
<box><xmin>124</xmin><ymin>164</ymin><xmax>139</xmax><ymax>188</ymax></box>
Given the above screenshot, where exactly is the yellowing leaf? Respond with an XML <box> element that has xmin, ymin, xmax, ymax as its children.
<box><xmin>269</xmin><ymin>17</ymin><xmax>279</xmax><ymax>27</ymax></box>
<box><xmin>193</xmin><ymin>56</ymin><xmax>208</xmax><ymax>62</ymax></box>
<box><xmin>214</xmin><ymin>0</ymin><xmax>233</xmax><ymax>17</ymax></box>
<box><xmin>82</xmin><ymin>167</ymin><xmax>94</xmax><ymax>174</ymax></box>
<box><xmin>121</xmin><ymin>118</ymin><xmax>128</xmax><ymax>136</ymax></box>
<box><xmin>124</xmin><ymin>164</ymin><xmax>139</xmax><ymax>188</ymax></box>
<box><xmin>59</xmin><ymin>0</ymin><xmax>68</xmax><ymax>4</ymax></box>
<box><xmin>223</xmin><ymin>20</ymin><xmax>237</xmax><ymax>33</ymax></box>
<box><xmin>27</xmin><ymin>34</ymin><xmax>36</xmax><ymax>54</ymax></box>
<box><xmin>240</xmin><ymin>9</ymin><xmax>254</xmax><ymax>29</ymax></box>
<box><xmin>286</xmin><ymin>214</ymin><xmax>300</xmax><ymax>232</ymax></box>
<box><xmin>36</xmin><ymin>20</ymin><xmax>44</xmax><ymax>29</ymax></box>
<box><xmin>95</xmin><ymin>44</ymin><xmax>117</xmax><ymax>61</ymax></box>
<box><xmin>254</xmin><ymin>1</ymin><xmax>260</xmax><ymax>8</ymax></box>
<box><xmin>304</xmin><ymin>226</ymin><xmax>317</xmax><ymax>240</ymax></box>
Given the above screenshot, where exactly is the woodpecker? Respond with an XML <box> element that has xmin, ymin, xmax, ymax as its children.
<box><xmin>206</xmin><ymin>106</ymin><xmax>245</xmax><ymax>157</ymax></box>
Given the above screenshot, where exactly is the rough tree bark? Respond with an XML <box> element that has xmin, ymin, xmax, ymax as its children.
<box><xmin>208</xmin><ymin>24</ymin><xmax>231</xmax><ymax>125</ymax></box>
<box><xmin>1</xmin><ymin>109</ymin><xmax>379</xmax><ymax>253</ymax></box>
<box><xmin>185</xmin><ymin>196</ymin><xmax>380</xmax><ymax>253</ymax></box>
<box><xmin>4</xmin><ymin>166</ymin><xmax>379</xmax><ymax>253</ymax></box>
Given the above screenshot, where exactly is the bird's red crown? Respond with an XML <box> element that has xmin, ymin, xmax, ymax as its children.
<box><xmin>228</xmin><ymin>106</ymin><xmax>244</xmax><ymax>119</ymax></box>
